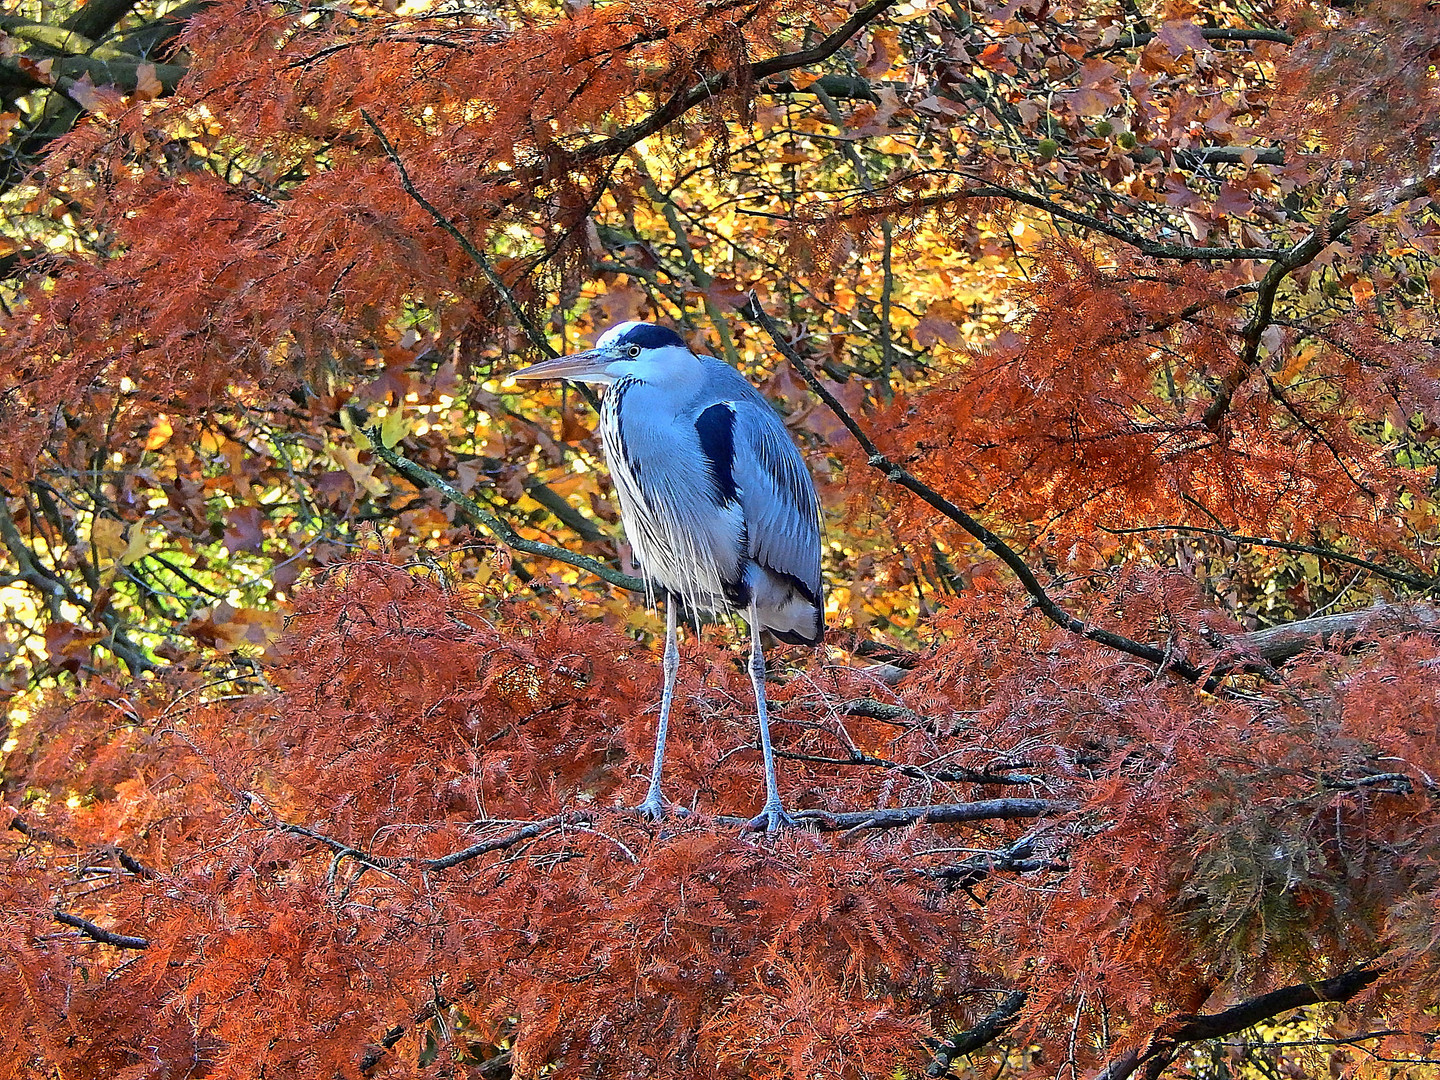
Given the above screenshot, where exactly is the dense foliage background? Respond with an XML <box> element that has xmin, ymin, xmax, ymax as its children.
<box><xmin>2</xmin><ymin>0</ymin><xmax>1439</xmax><ymax>1075</ymax></box>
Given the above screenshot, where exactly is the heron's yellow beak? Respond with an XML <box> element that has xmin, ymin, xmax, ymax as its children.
<box><xmin>510</xmin><ymin>349</ymin><xmax>612</xmax><ymax>383</ymax></box>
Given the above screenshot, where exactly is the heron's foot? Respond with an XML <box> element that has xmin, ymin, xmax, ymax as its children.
<box><xmin>743</xmin><ymin>804</ymin><xmax>799</xmax><ymax>833</ymax></box>
<box><xmin>632</xmin><ymin>795</ymin><xmax>692</xmax><ymax>822</ymax></box>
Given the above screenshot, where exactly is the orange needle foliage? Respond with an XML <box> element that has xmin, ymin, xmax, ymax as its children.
<box><xmin>1</xmin><ymin>0</ymin><xmax>1439</xmax><ymax>1076</ymax></box>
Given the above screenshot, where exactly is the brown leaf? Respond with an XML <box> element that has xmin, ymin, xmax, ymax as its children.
<box><xmin>912</xmin><ymin>300</ymin><xmax>967</xmax><ymax>347</ymax></box>
<box><xmin>1157</xmin><ymin>20</ymin><xmax>1209</xmax><ymax>56</ymax></box>
<box><xmin>67</xmin><ymin>72</ymin><xmax>122</xmax><ymax>113</ymax></box>
<box><xmin>1213</xmin><ymin>182</ymin><xmax>1254</xmax><ymax>218</ymax></box>
<box><xmin>860</xmin><ymin>28</ymin><xmax>900</xmax><ymax>76</ymax></box>
<box><xmin>222</xmin><ymin>506</ymin><xmax>266</xmax><ymax>554</ymax></box>
<box><xmin>134</xmin><ymin>63</ymin><xmax>163</xmax><ymax>101</ymax></box>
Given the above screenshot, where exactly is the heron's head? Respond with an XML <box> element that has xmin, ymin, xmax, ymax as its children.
<box><xmin>510</xmin><ymin>321</ymin><xmax>696</xmax><ymax>387</ymax></box>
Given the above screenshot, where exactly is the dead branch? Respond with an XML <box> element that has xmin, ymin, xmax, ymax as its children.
<box><xmin>53</xmin><ymin>909</ymin><xmax>150</xmax><ymax>950</ymax></box>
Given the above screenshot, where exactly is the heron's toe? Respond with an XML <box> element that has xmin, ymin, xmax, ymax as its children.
<box><xmin>743</xmin><ymin>806</ymin><xmax>800</xmax><ymax>833</ymax></box>
<box><xmin>632</xmin><ymin>797</ymin><xmax>679</xmax><ymax>822</ymax></box>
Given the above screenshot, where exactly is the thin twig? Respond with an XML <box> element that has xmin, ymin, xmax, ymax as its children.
<box><xmin>364</xmin><ymin>427</ymin><xmax>644</xmax><ymax>593</ymax></box>
<box><xmin>360</xmin><ymin>110</ymin><xmax>556</xmax><ymax>361</ymax></box>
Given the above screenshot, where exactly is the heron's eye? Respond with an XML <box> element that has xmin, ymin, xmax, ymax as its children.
<box><xmin>626</xmin><ymin>344</ymin><xmax>641</xmax><ymax>358</ymax></box>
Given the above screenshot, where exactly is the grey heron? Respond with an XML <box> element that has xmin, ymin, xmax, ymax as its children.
<box><xmin>512</xmin><ymin>320</ymin><xmax>823</xmax><ymax>831</ymax></box>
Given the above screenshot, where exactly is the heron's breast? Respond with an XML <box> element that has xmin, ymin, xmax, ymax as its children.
<box><xmin>600</xmin><ymin>382</ymin><xmax>746</xmax><ymax>606</ymax></box>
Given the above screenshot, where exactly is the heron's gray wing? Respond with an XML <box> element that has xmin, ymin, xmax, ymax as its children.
<box><xmin>725</xmin><ymin>398</ymin><xmax>822</xmax><ymax>601</ymax></box>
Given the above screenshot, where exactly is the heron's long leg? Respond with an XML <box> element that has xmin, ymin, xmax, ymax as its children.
<box><xmin>745</xmin><ymin>598</ymin><xmax>797</xmax><ymax>833</ymax></box>
<box><xmin>634</xmin><ymin>596</ymin><xmax>679</xmax><ymax>820</ymax></box>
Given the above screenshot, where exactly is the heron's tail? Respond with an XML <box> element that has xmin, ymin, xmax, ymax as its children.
<box><xmin>749</xmin><ymin>565</ymin><xmax>823</xmax><ymax>645</ymax></box>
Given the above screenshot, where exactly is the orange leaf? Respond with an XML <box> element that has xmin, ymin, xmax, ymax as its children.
<box><xmin>144</xmin><ymin>415</ymin><xmax>174</xmax><ymax>451</ymax></box>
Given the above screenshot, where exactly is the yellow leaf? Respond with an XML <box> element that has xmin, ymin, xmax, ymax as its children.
<box><xmin>338</xmin><ymin>409</ymin><xmax>372</xmax><ymax>450</ymax></box>
<box><xmin>330</xmin><ymin>446</ymin><xmax>388</xmax><ymax>497</ymax></box>
<box><xmin>380</xmin><ymin>406</ymin><xmax>410</xmax><ymax>449</ymax></box>
<box><xmin>119</xmin><ymin>524</ymin><xmax>154</xmax><ymax>566</ymax></box>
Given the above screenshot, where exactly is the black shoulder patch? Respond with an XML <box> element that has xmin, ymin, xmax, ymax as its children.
<box><xmin>694</xmin><ymin>402</ymin><xmax>739</xmax><ymax>505</ymax></box>
<box><xmin>620</xmin><ymin>323</ymin><xmax>687</xmax><ymax>351</ymax></box>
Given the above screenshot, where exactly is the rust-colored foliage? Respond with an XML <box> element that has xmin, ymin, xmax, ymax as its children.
<box><xmin>2</xmin><ymin>0</ymin><xmax>1440</xmax><ymax>1076</ymax></box>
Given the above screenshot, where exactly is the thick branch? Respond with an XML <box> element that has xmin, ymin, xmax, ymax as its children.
<box><xmin>763</xmin><ymin>73</ymin><xmax>883</xmax><ymax>102</ymax></box>
<box><xmin>111</xmin><ymin>0</ymin><xmax>215</xmax><ymax>58</ymax></box>
<box><xmin>1237</xmin><ymin>601</ymin><xmax>1440</xmax><ymax>665</ymax></box>
<box><xmin>53</xmin><ymin>909</ymin><xmax>150</xmax><ymax>950</ymax></box>
<box><xmin>1109</xmin><ymin>26</ymin><xmax>1295</xmax><ymax>50</ymax></box>
<box><xmin>928</xmin><ymin>991</ymin><xmax>1029</xmax><ymax>1076</ymax></box>
<box><xmin>61</xmin><ymin>0</ymin><xmax>140</xmax><ymax>41</ymax></box>
<box><xmin>1094</xmin><ymin>967</ymin><xmax>1383</xmax><ymax>1080</ymax></box>
<box><xmin>0</xmin><ymin>54</ymin><xmax>186</xmax><ymax>94</ymax></box>
<box><xmin>718</xmin><ymin>799</ymin><xmax>1074</xmax><ymax>831</ymax></box>
<box><xmin>740</xmin><ymin>296</ymin><xmax>1204</xmax><ymax>682</ymax></box>
<box><xmin>0</xmin><ymin>15</ymin><xmax>128</xmax><ymax>58</ymax></box>
<box><xmin>841</xmin><ymin>697</ymin><xmax>921</xmax><ymax>723</ymax></box>
<box><xmin>1174</xmin><ymin>969</ymin><xmax>1382</xmax><ymax>1040</ymax></box>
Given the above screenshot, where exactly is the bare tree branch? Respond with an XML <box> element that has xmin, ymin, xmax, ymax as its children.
<box><xmin>1102</xmin><ymin>523</ymin><xmax>1436</xmax><ymax>592</ymax></box>
<box><xmin>1093</xmin><ymin>967</ymin><xmax>1384</xmax><ymax>1080</ymax></box>
<box><xmin>721</xmin><ymin>799</ymin><xmax>1074</xmax><ymax>831</ymax></box>
<box><xmin>774</xmin><ymin>747</ymin><xmax>1043</xmax><ymax>787</ymax></box>
<box><xmin>1203</xmin><ymin>168</ymin><xmax>1440</xmax><ymax>431</ymax></box>
<box><xmin>1236</xmin><ymin>601</ymin><xmax>1440</xmax><ymax>665</ymax></box>
<box><xmin>1101</xmin><ymin>25</ymin><xmax>1295</xmax><ymax>51</ymax></box>
<box><xmin>573</xmin><ymin>0</ymin><xmax>899</xmax><ymax>164</ymax></box>
<box><xmin>422</xmin><ymin>816</ymin><xmax>577</xmax><ymax>871</ymax></box>
<box><xmin>740</xmin><ymin>295</ymin><xmax>1206</xmax><ymax>683</ymax></box>
<box><xmin>928</xmin><ymin>990</ymin><xmax>1029</xmax><ymax>1076</ymax></box>
<box><xmin>53</xmin><ymin>909</ymin><xmax>150</xmax><ymax>950</ymax></box>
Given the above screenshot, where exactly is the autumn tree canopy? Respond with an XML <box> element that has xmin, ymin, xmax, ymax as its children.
<box><xmin>2</xmin><ymin>0</ymin><xmax>1440</xmax><ymax>1075</ymax></box>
